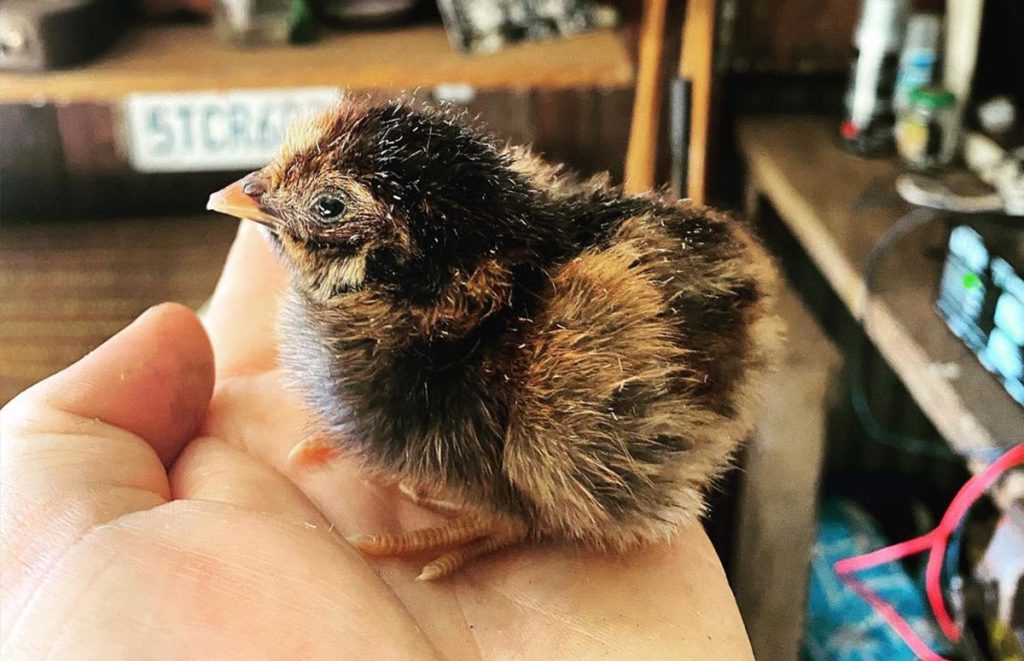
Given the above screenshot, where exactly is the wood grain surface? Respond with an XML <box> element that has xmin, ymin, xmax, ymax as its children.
<box><xmin>738</xmin><ymin>115</ymin><xmax>1024</xmax><ymax>457</ymax></box>
<box><xmin>733</xmin><ymin>284</ymin><xmax>839</xmax><ymax>661</ymax></box>
<box><xmin>0</xmin><ymin>24</ymin><xmax>634</xmax><ymax>104</ymax></box>
<box><xmin>623</xmin><ymin>0</ymin><xmax>668</xmax><ymax>194</ymax></box>
<box><xmin>0</xmin><ymin>215</ymin><xmax>237</xmax><ymax>403</ymax></box>
<box><xmin>678</xmin><ymin>0</ymin><xmax>716</xmax><ymax>204</ymax></box>
<box><xmin>727</xmin><ymin>0</ymin><xmax>859</xmax><ymax>73</ymax></box>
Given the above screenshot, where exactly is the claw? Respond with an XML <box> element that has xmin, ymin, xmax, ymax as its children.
<box><xmin>416</xmin><ymin>524</ymin><xmax>527</xmax><ymax>581</ymax></box>
<box><xmin>416</xmin><ymin>564</ymin><xmax>446</xmax><ymax>582</ymax></box>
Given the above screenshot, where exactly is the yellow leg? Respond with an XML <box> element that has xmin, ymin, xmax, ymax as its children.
<box><xmin>347</xmin><ymin>515</ymin><xmax>491</xmax><ymax>557</ymax></box>
<box><xmin>349</xmin><ymin>514</ymin><xmax>528</xmax><ymax>579</ymax></box>
<box><xmin>398</xmin><ymin>481</ymin><xmax>463</xmax><ymax>516</ymax></box>
<box><xmin>416</xmin><ymin>521</ymin><xmax>527</xmax><ymax>581</ymax></box>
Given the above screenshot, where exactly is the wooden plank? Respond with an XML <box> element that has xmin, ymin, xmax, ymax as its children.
<box><xmin>55</xmin><ymin>103</ymin><xmax>122</xmax><ymax>172</ymax></box>
<box><xmin>727</xmin><ymin>0</ymin><xmax>859</xmax><ymax>73</ymax></box>
<box><xmin>678</xmin><ymin>0</ymin><xmax>717</xmax><ymax>204</ymax></box>
<box><xmin>624</xmin><ymin>0</ymin><xmax>669</xmax><ymax>193</ymax></box>
<box><xmin>534</xmin><ymin>88</ymin><xmax>590</xmax><ymax>174</ymax></box>
<box><xmin>733</xmin><ymin>281</ymin><xmax>840</xmax><ymax>661</ymax></box>
<box><xmin>594</xmin><ymin>87</ymin><xmax>635</xmax><ymax>182</ymax></box>
<box><xmin>737</xmin><ymin>115</ymin><xmax>1024</xmax><ymax>456</ymax></box>
<box><xmin>467</xmin><ymin>89</ymin><xmax>535</xmax><ymax>148</ymax></box>
<box><xmin>0</xmin><ymin>215</ymin><xmax>237</xmax><ymax>403</ymax></box>
<box><xmin>0</xmin><ymin>25</ymin><xmax>634</xmax><ymax>104</ymax></box>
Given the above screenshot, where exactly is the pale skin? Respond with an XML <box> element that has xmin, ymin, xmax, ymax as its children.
<box><xmin>0</xmin><ymin>223</ymin><xmax>754</xmax><ymax>660</ymax></box>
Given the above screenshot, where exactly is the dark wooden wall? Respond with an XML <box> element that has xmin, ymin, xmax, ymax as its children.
<box><xmin>725</xmin><ymin>0</ymin><xmax>860</xmax><ymax>74</ymax></box>
<box><xmin>0</xmin><ymin>87</ymin><xmax>633</xmax><ymax>222</ymax></box>
<box><xmin>723</xmin><ymin>0</ymin><xmax>950</xmax><ymax>74</ymax></box>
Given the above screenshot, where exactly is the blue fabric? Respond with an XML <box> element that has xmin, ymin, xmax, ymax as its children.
<box><xmin>803</xmin><ymin>500</ymin><xmax>950</xmax><ymax>661</ymax></box>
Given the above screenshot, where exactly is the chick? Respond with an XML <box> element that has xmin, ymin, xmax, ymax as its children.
<box><xmin>208</xmin><ymin>100</ymin><xmax>783</xmax><ymax>580</ymax></box>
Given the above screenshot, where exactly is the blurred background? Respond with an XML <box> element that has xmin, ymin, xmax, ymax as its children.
<box><xmin>1</xmin><ymin>0</ymin><xmax>1022</xmax><ymax>659</ymax></box>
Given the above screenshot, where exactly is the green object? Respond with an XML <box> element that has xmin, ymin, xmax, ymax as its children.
<box><xmin>896</xmin><ymin>85</ymin><xmax>959</xmax><ymax>170</ymax></box>
<box><xmin>962</xmin><ymin>272</ymin><xmax>982</xmax><ymax>290</ymax></box>
<box><xmin>289</xmin><ymin>0</ymin><xmax>316</xmax><ymax>44</ymax></box>
<box><xmin>909</xmin><ymin>86</ymin><xmax>956</xmax><ymax>111</ymax></box>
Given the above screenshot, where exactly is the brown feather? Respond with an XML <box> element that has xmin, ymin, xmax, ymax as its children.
<box><xmin>236</xmin><ymin>100</ymin><xmax>784</xmax><ymax>571</ymax></box>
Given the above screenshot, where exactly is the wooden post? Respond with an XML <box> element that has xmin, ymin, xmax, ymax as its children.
<box><xmin>732</xmin><ymin>205</ymin><xmax>841</xmax><ymax>659</ymax></box>
<box><xmin>624</xmin><ymin>0</ymin><xmax>669</xmax><ymax>194</ymax></box>
<box><xmin>678</xmin><ymin>0</ymin><xmax>717</xmax><ymax>204</ymax></box>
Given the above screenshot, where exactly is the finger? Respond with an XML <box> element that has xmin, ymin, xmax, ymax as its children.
<box><xmin>1</xmin><ymin>304</ymin><xmax>214</xmax><ymax>635</ymax></box>
<box><xmin>201</xmin><ymin>222</ymin><xmax>287</xmax><ymax>376</ymax></box>
<box><xmin>3</xmin><ymin>303</ymin><xmax>213</xmax><ymax>467</ymax></box>
<box><xmin>170</xmin><ymin>435</ymin><xmax>333</xmax><ymax>529</ymax></box>
<box><xmin>200</xmin><ymin>372</ymin><xmax>427</xmax><ymax>537</ymax></box>
<box><xmin>447</xmin><ymin>524</ymin><xmax>753</xmax><ymax>660</ymax></box>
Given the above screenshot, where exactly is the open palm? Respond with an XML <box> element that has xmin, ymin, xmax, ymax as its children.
<box><xmin>1</xmin><ymin>224</ymin><xmax>752</xmax><ymax>660</ymax></box>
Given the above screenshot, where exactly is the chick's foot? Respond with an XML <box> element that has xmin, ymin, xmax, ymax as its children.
<box><xmin>398</xmin><ymin>481</ymin><xmax>464</xmax><ymax>516</ymax></box>
<box><xmin>286</xmin><ymin>436</ymin><xmax>340</xmax><ymax>468</ymax></box>
<box><xmin>416</xmin><ymin>522</ymin><xmax>527</xmax><ymax>581</ymax></box>
<box><xmin>348</xmin><ymin>514</ymin><xmax>527</xmax><ymax>580</ymax></box>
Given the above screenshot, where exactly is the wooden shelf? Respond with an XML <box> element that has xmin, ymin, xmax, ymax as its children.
<box><xmin>0</xmin><ymin>24</ymin><xmax>634</xmax><ymax>103</ymax></box>
<box><xmin>738</xmin><ymin>115</ymin><xmax>1024</xmax><ymax>461</ymax></box>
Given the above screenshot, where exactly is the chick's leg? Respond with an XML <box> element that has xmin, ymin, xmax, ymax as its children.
<box><xmin>417</xmin><ymin>520</ymin><xmax>527</xmax><ymax>581</ymax></box>
<box><xmin>348</xmin><ymin>514</ymin><xmax>492</xmax><ymax>557</ymax></box>
<box><xmin>398</xmin><ymin>481</ymin><xmax>463</xmax><ymax>516</ymax></box>
<box><xmin>349</xmin><ymin>514</ymin><xmax>527</xmax><ymax>580</ymax></box>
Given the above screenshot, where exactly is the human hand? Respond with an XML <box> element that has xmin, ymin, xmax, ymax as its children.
<box><xmin>1</xmin><ymin>223</ymin><xmax>753</xmax><ymax>659</ymax></box>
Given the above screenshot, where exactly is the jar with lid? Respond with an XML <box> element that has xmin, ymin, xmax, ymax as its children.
<box><xmin>214</xmin><ymin>0</ymin><xmax>294</xmax><ymax>45</ymax></box>
<box><xmin>895</xmin><ymin>86</ymin><xmax>959</xmax><ymax>170</ymax></box>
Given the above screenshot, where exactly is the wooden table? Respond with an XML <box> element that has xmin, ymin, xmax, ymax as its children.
<box><xmin>0</xmin><ymin>215</ymin><xmax>237</xmax><ymax>403</ymax></box>
<box><xmin>733</xmin><ymin>114</ymin><xmax>1024</xmax><ymax>661</ymax></box>
<box><xmin>739</xmin><ymin>115</ymin><xmax>1024</xmax><ymax>459</ymax></box>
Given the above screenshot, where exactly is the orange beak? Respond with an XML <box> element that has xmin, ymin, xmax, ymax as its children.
<box><xmin>207</xmin><ymin>176</ymin><xmax>279</xmax><ymax>228</ymax></box>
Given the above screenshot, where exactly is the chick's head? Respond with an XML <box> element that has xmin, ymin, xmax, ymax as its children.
<box><xmin>209</xmin><ymin>100</ymin><xmax>536</xmax><ymax>300</ymax></box>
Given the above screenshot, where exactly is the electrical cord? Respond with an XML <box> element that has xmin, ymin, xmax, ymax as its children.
<box><xmin>852</xmin><ymin>206</ymin><xmax>1006</xmax><ymax>463</ymax></box>
<box><xmin>834</xmin><ymin>444</ymin><xmax>1024</xmax><ymax>661</ymax></box>
<box><xmin>839</xmin><ymin>179</ymin><xmax>1024</xmax><ymax>659</ymax></box>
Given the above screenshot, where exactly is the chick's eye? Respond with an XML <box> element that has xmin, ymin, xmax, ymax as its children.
<box><xmin>313</xmin><ymin>195</ymin><xmax>346</xmax><ymax>220</ymax></box>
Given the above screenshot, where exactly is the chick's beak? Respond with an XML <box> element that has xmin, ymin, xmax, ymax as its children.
<box><xmin>207</xmin><ymin>174</ymin><xmax>279</xmax><ymax>228</ymax></box>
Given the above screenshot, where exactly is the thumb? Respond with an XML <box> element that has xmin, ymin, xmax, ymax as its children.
<box><xmin>9</xmin><ymin>303</ymin><xmax>214</xmax><ymax>466</ymax></box>
<box><xmin>2</xmin><ymin>302</ymin><xmax>214</xmax><ymax>489</ymax></box>
<box><xmin>1</xmin><ymin>304</ymin><xmax>214</xmax><ymax>638</ymax></box>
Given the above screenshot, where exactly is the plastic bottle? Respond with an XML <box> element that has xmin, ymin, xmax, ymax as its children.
<box><xmin>893</xmin><ymin>13</ymin><xmax>942</xmax><ymax>114</ymax></box>
<box><xmin>841</xmin><ymin>0</ymin><xmax>909</xmax><ymax>156</ymax></box>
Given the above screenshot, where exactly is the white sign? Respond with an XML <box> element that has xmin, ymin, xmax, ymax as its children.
<box><xmin>123</xmin><ymin>87</ymin><xmax>342</xmax><ymax>173</ymax></box>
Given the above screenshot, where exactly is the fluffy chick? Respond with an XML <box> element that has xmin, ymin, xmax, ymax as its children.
<box><xmin>208</xmin><ymin>99</ymin><xmax>783</xmax><ymax>580</ymax></box>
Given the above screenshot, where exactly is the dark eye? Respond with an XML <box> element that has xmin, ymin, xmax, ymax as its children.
<box><xmin>313</xmin><ymin>195</ymin><xmax>346</xmax><ymax>220</ymax></box>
